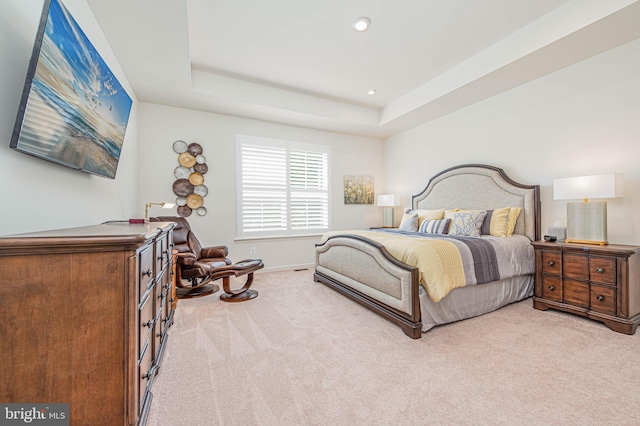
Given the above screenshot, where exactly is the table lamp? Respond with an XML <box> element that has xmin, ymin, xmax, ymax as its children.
<box><xmin>377</xmin><ymin>194</ymin><xmax>397</xmax><ymax>228</ymax></box>
<box><xmin>553</xmin><ymin>173</ymin><xmax>623</xmax><ymax>245</ymax></box>
<box><xmin>145</xmin><ymin>201</ymin><xmax>176</xmax><ymax>219</ymax></box>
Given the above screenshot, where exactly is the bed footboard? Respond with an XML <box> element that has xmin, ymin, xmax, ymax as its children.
<box><xmin>314</xmin><ymin>235</ymin><xmax>422</xmax><ymax>338</ymax></box>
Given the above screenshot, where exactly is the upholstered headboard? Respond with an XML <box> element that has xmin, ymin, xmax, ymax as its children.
<box><xmin>412</xmin><ymin>164</ymin><xmax>540</xmax><ymax>241</ymax></box>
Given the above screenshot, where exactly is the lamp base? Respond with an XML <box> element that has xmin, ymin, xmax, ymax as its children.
<box><xmin>565</xmin><ymin>238</ymin><xmax>608</xmax><ymax>246</ymax></box>
<box><xmin>566</xmin><ymin>201</ymin><xmax>608</xmax><ymax>246</ymax></box>
<box><xmin>382</xmin><ymin>207</ymin><xmax>395</xmax><ymax>228</ymax></box>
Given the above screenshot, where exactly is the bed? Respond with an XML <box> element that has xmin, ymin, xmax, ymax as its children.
<box><xmin>314</xmin><ymin>164</ymin><xmax>540</xmax><ymax>339</ymax></box>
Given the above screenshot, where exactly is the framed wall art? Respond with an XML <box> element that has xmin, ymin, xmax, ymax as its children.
<box><xmin>343</xmin><ymin>175</ymin><xmax>374</xmax><ymax>204</ymax></box>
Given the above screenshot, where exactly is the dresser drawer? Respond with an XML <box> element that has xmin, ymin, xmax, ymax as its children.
<box><xmin>138</xmin><ymin>335</ymin><xmax>153</xmax><ymax>410</ymax></box>
<box><xmin>590</xmin><ymin>285</ymin><xmax>616</xmax><ymax>315</ymax></box>
<box><xmin>589</xmin><ymin>257</ymin><xmax>616</xmax><ymax>285</ymax></box>
<box><xmin>541</xmin><ymin>251</ymin><xmax>562</xmax><ymax>275</ymax></box>
<box><xmin>155</xmin><ymin>234</ymin><xmax>168</xmax><ymax>277</ymax></box>
<box><xmin>153</xmin><ymin>284</ymin><xmax>164</xmax><ymax>360</ymax></box>
<box><xmin>139</xmin><ymin>292</ymin><xmax>155</xmax><ymax>357</ymax></box>
<box><xmin>541</xmin><ymin>276</ymin><xmax>562</xmax><ymax>302</ymax></box>
<box><xmin>563</xmin><ymin>253</ymin><xmax>588</xmax><ymax>280</ymax></box>
<box><xmin>139</xmin><ymin>245</ymin><xmax>154</xmax><ymax>295</ymax></box>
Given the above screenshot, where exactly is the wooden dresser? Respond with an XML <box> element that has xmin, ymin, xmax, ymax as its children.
<box><xmin>0</xmin><ymin>222</ymin><xmax>176</xmax><ymax>425</ymax></box>
<box><xmin>532</xmin><ymin>241</ymin><xmax>640</xmax><ymax>334</ymax></box>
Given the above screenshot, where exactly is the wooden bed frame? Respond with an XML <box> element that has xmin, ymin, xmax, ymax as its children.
<box><xmin>314</xmin><ymin>164</ymin><xmax>541</xmax><ymax>338</ymax></box>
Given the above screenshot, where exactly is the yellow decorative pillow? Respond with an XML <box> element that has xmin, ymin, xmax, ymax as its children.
<box><xmin>410</xmin><ymin>208</ymin><xmax>445</xmax><ymax>227</ymax></box>
<box><xmin>506</xmin><ymin>207</ymin><xmax>521</xmax><ymax>236</ymax></box>
<box><xmin>484</xmin><ymin>207</ymin><xmax>511</xmax><ymax>237</ymax></box>
<box><xmin>444</xmin><ymin>209</ymin><xmax>459</xmax><ymax>221</ymax></box>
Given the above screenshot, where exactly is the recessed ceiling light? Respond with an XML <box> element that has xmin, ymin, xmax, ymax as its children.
<box><xmin>367</xmin><ymin>89</ymin><xmax>377</xmax><ymax>95</ymax></box>
<box><xmin>353</xmin><ymin>17</ymin><xmax>371</xmax><ymax>32</ymax></box>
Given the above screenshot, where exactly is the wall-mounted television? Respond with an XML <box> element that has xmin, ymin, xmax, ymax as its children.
<box><xmin>10</xmin><ymin>0</ymin><xmax>133</xmax><ymax>179</ymax></box>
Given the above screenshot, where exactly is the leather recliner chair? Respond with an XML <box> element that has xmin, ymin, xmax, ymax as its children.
<box><xmin>150</xmin><ymin>216</ymin><xmax>231</xmax><ymax>298</ymax></box>
<box><xmin>150</xmin><ymin>216</ymin><xmax>264</xmax><ymax>301</ymax></box>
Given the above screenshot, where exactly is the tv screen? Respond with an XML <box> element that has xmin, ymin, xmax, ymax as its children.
<box><xmin>10</xmin><ymin>0</ymin><xmax>133</xmax><ymax>179</ymax></box>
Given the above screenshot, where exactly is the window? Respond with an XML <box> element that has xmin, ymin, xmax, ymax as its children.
<box><xmin>236</xmin><ymin>135</ymin><xmax>330</xmax><ymax>238</ymax></box>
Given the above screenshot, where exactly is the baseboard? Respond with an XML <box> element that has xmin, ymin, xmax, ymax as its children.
<box><xmin>258</xmin><ymin>263</ymin><xmax>315</xmax><ymax>273</ymax></box>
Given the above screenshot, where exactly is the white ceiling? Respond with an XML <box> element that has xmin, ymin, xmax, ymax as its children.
<box><xmin>87</xmin><ymin>0</ymin><xmax>640</xmax><ymax>138</ymax></box>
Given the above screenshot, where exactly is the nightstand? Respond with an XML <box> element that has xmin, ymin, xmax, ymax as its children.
<box><xmin>532</xmin><ymin>241</ymin><xmax>640</xmax><ymax>334</ymax></box>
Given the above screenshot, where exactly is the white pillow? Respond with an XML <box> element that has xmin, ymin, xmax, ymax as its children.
<box><xmin>399</xmin><ymin>212</ymin><xmax>419</xmax><ymax>232</ymax></box>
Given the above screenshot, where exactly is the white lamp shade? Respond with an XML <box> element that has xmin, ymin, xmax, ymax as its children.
<box><xmin>553</xmin><ymin>173</ymin><xmax>623</xmax><ymax>201</ymax></box>
<box><xmin>377</xmin><ymin>194</ymin><xmax>396</xmax><ymax>207</ymax></box>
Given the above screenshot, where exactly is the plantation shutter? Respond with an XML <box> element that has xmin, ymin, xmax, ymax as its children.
<box><xmin>240</xmin><ymin>143</ymin><xmax>287</xmax><ymax>233</ymax></box>
<box><xmin>237</xmin><ymin>136</ymin><xmax>330</xmax><ymax>238</ymax></box>
<box><xmin>290</xmin><ymin>148</ymin><xmax>329</xmax><ymax>230</ymax></box>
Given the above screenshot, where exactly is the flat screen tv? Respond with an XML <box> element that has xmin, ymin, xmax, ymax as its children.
<box><xmin>10</xmin><ymin>0</ymin><xmax>133</xmax><ymax>179</ymax></box>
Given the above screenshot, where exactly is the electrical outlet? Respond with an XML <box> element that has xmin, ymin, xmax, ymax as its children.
<box><xmin>250</xmin><ymin>247</ymin><xmax>256</xmax><ymax>255</ymax></box>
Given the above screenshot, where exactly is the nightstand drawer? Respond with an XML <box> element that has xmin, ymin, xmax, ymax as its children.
<box><xmin>564</xmin><ymin>279</ymin><xmax>589</xmax><ymax>307</ymax></box>
<box><xmin>541</xmin><ymin>251</ymin><xmax>562</xmax><ymax>275</ymax></box>
<box><xmin>590</xmin><ymin>285</ymin><xmax>616</xmax><ymax>315</ymax></box>
<box><xmin>563</xmin><ymin>253</ymin><xmax>588</xmax><ymax>280</ymax></box>
<box><xmin>541</xmin><ymin>276</ymin><xmax>562</xmax><ymax>302</ymax></box>
<box><xmin>589</xmin><ymin>257</ymin><xmax>616</xmax><ymax>285</ymax></box>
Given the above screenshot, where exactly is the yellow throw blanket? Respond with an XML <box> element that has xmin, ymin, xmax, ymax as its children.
<box><xmin>322</xmin><ymin>231</ymin><xmax>465</xmax><ymax>302</ymax></box>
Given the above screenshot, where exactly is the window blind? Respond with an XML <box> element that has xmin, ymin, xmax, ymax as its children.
<box><xmin>237</xmin><ymin>136</ymin><xmax>330</xmax><ymax>238</ymax></box>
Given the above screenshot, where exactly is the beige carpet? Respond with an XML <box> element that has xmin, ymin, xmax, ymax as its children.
<box><xmin>146</xmin><ymin>269</ymin><xmax>640</xmax><ymax>426</ymax></box>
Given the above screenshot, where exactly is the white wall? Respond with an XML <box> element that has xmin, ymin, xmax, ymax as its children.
<box><xmin>0</xmin><ymin>0</ymin><xmax>139</xmax><ymax>235</ymax></box>
<box><xmin>384</xmin><ymin>38</ymin><xmax>640</xmax><ymax>245</ymax></box>
<box><xmin>138</xmin><ymin>103</ymin><xmax>384</xmax><ymax>271</ymax></box>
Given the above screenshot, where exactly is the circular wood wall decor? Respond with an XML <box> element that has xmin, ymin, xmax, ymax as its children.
<box><xmin>173</xmin><ymin>140</ymin><xmax>208</xmax><ymax>216</ymax></box>
<box><xmin>174</xmin><ymin>166</ymin><xmax>191</xmax><ymax>179</ymax></box>
<box><xmin>193</xmin><ymin>184</ymin><xmax>208</xmax><ymax>197</ymax></box>
<box><xmin>177</xmin><ymin>205</ymin><xmax>192</xmax><ymax>217</ymax></box>
<box><xmin>173</xmin><ymin>140</ymin><xmax>188</xmax><ymax>153</ymax></box>
<box><xmin>178</xmin><ymin>152</ymin><xmax>196</xmax><ymax>168</ymax></box>
<box><xmin>188</xmin><ymin>143</ymin><xmax>203</xmax><ymax>156</ymax></box>
<box><xmin>188</xmin><ymin>171</ymin><xmax>204</xmax><ymax>186</ymax></box>
<box><xmin>173</xmin><ymin>179</ymin><xmax>194</xmax><ymax>197</ymax></box>
<box><xmin>186</xmin><ymin>193</ymin><xmax>203</xmax><ymax>209</ymax></box>
<box><xmin>194</xmin><ymin>163</ymin><xmax>208</xmax><ymax>174</ymax></box>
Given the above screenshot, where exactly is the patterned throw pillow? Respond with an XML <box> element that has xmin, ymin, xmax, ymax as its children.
<box><xmin>418</xmin><ymin>218</ymin><xmax>451</xmax><ymax>234</ymax></box>
<box><xmin>448</xmin><ymin>210</ymin><xmax>487</xmax><ymax>237</ymax></box>
<box><xmin>399</xmin><ymin>213</ymin><xmax>419</xmax><ymax>232</ymax></box>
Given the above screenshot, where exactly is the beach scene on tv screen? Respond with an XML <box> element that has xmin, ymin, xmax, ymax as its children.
<box><xmin>15</xmin><ymin>0</ymin><xmax>132</xmax><ymax>179</ymax></box>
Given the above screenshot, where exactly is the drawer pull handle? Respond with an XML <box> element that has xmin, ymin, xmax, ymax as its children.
<box><xmin>547</xmin><ymin>261</ymin><xmax>555</xmax><ymax>267</ymax></box>
<box><xmin>142</xmin><ymin>268</ymin><xmax>152</xmax><ymax>277</ymax></box>
<box><xmin>596</xmin><ymin>267</ymin><xmax>605</xmax><ymax>274</ymax></box>
<box><xmin>596</xmin><ymin>295</ymin><xmax>604</xmax><ymax>302</ymax></box>
<box><xmin>548</xmin><ymin>285</ymin><xmax>555</xmax><ymax>291</ymax></box>
<box><xmin>143</xmin><ymin>319</ymin><xmax>154</xmax><ymax>328</ymax></box>
<box><xmin>142</xmin><ymin>371</ymin><xmax>152</xmax><ymax>379</ymax></box>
